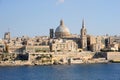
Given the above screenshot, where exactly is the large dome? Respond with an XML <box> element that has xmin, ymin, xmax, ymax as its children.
<box><xmin>55</xmin><ymin>20</ymin><xmax>71</xmax><ymax>38</ymax></box>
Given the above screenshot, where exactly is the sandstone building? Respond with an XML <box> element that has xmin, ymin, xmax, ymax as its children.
<box><xmin>55</xmin><ymin>20</ymin><xmax>71</xmax><ymax>38</ymax></box>
<box><xmin>1</xmin><ymin>19</ymin><xmax>111</xmax><ymax>54</ymax></box>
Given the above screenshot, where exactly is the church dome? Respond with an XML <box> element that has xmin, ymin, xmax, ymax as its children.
<box><xmin>55</xmin><ymin>20</ymin><xmax>71</xmax><ymax>38</ymax></box>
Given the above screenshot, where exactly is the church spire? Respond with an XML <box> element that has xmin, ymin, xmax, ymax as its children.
<box><xmin>82</xmin><ymin>19</ymin><xmax>85</xmax><ymax>28</ymax></box>
<box><xmin>81</xmin><ymin>19</ymin><xmax>87</xmax><ymax>51</ymax></box>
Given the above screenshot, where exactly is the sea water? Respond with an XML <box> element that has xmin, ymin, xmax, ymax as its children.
<box><xmin>0</xmin><ymin>63</ymin><xmax>120</xmax><ymax>80</ymax></box>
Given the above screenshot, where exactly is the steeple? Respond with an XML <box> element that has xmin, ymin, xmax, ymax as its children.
<box><xmin>60</xmin><ymin>19</ymin><xmax>64</xmax><ymax>26</ymax></box>
<box><xmin>82</xmin><ymin>19</ymin><xmax>85</xmax><ymax>28</ymax></box>
<box><xmin>80</xmin><ymin>19</ymin><xmax>87</xmax><ymax>51</ymax></box>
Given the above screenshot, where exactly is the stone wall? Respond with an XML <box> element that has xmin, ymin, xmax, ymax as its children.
<box><xmin>106</xmin><ymin>52</ymin><xmax>120</xmax><ymax>61</ymax></box>
<box><xmin>0</xmin><ymin>53</ymin><xmax>28</xmax><ymax>61</ymax></box>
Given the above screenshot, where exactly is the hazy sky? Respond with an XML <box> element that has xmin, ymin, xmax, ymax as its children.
<box><xmin>0</xmin><ymin>0</ymin><xmax>120</xmax><ymax>38</ymax></box>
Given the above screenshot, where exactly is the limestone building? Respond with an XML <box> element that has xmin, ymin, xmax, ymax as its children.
<box><xmin>104</xmin><ymin>36</ymin><xmax>120</xmax><ymax>51</ymax></box>
<box><xmin>55</xmin><ymin>20</ymin><xmax>71</xmax><ymax>38</ymax></box>
<box><xmin>0</xmin><ymin>39</ymin><xmax>5</xmax><ymax>53</ymax></box>
<box><xmin>1</xmin><ymin>19</ymin><xmax>109</xmax><ymax>54</ymax></box>
<box><xmin>50</xmin><ymin>39</ymin><xmax>78</xmax><ymax>52</ymax></box>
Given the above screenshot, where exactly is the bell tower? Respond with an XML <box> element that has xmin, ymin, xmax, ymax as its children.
<box><xmin>81</xmin><ymin>19</ymin><xmax>87</xmax><ymax>51</ymax></box>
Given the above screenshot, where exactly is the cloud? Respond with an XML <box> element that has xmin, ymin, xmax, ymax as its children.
<box><xmin>56</xmin><ymin>0</ymin><xmax>65</xmax><ymax>5</ymax></box>
<box><xmin>58</xmin><ymin>0</ymin><xmax>64</xmax><ymax>3</ymax></box>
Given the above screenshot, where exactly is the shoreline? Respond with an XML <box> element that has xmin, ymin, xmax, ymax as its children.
<box><xmin>0</xmin><ymin>60</ymin><xmax>109</xmax><ymax>67</ymax></box>
<box><xmin>1</xmin><ymin>52</ymin><xmax>120</xmax><ymax>67</ymax></box>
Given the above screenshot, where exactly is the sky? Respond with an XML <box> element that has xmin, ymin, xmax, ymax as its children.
<box><xmin>0</xmin><ymin>0</ymin><xmax>120</xmax><ymax>38</ymax></box>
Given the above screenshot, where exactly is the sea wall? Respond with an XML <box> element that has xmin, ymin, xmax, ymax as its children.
<box><xmin>106</xmin><ymin>52</ymin><xmax>120</xmax><ymax>61</ymax></box>
<box><xmin>0</xmin><ymin>51</ymin><xmax>109</xmax><ymax>66</ymax></box>
<box><xmin>28</xmin><ymin>51</ymin><xmax>95</xmax><ymax>65</ymax></box>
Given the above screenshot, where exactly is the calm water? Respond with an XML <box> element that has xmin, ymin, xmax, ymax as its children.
<box><xmin>0</xmin><ymin>63</ymin><xmax>120</xmax><ymax>80</ymax></box>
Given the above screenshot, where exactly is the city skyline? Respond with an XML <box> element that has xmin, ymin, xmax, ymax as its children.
<box><xmin>0</xmin><ymin>0</ymin><xmax>120</xmax><ymax>38</ymax></box>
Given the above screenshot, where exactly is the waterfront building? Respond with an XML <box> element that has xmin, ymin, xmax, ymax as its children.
<box><xmin>50</xmin><ymin>39</ymin><xmax>78</xmax><ymax>52</ymax></box>
<box><xmin>8</xmin><ymin>45</ymin><xmax>25</xmax><ymax>53</ymax></box>
<box><xmin>0</xmin><ymin>39</ymin><xmax>5</xmax><ymax>53</ymax></box>
<box><xmin>1</xmin><ymin>19</ymin><xmax>119</xmax><ymax>54</ymax></box>
<box><xmin>104</xmin><ymin>35</ymin><xmax>120</xmax><ymax>51</ymax></box>
<box><xmin>50</xmin><ymin>19</ymin><xmax>106</xmax><ymax>52</ymax></box>
<box><xmin>1</xmin><ymin>19</ymin><xmax>120</xmax><ymax>65</ymax></box>
<box><xmin>26</xmin><ymin>45</ymin><xmax>50</xmax><ymax>53</ymax></box>
<box><xmin>87</xmin><ymin>35</ymin><xmax>105</xmax><ymax>52</ymax></box>
<box><xmin>109</xmin><ymin>42</ymin><xmax>119</xmax><ymax>51</ymax></box>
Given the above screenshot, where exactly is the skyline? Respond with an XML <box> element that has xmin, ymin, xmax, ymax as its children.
<box><xmin>0</xmin><ymin>0</ymin><xmax>120</xmax><ymax>38</ymax></box>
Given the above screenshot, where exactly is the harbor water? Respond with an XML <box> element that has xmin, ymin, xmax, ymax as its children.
<box><xmin>0</xmin><ymin>63</ymin><xmax>120</xmax><ymax>80</ymax></box>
